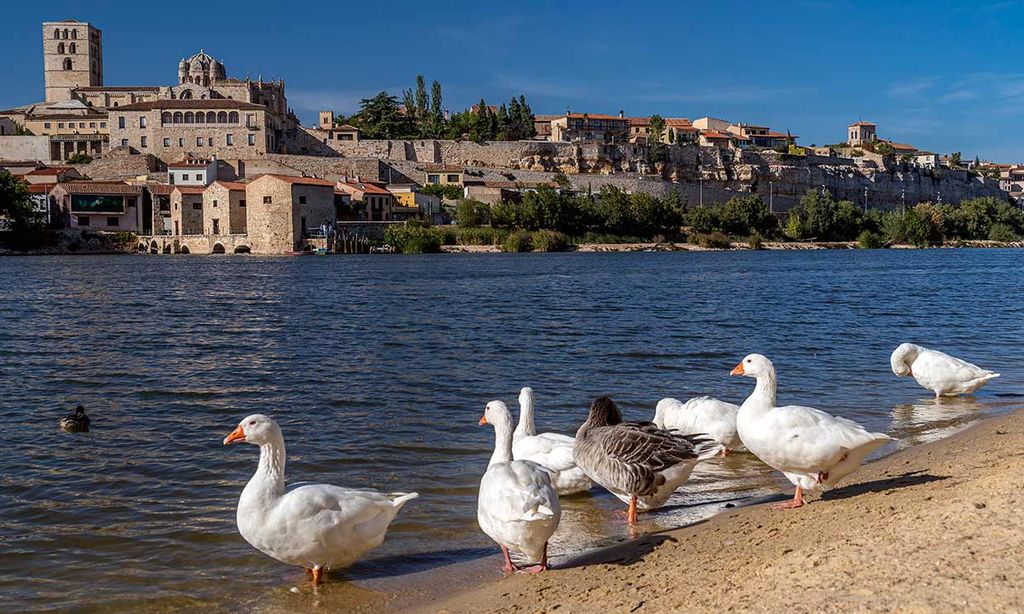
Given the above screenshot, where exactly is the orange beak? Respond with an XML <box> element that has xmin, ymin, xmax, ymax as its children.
<box><xmin>730</xmin><ymin>362</ymin><xmax>745</xmax><ymax>376</ymax></box>
<box><xmin>223</xmin><ymin>425</ymin><xmax>246</xmax><ymax>445</ymax></box>
<box><xmin>479</xmin><ymin>415</ymin><xmax>488</xmax><ymax>426</ymax></box>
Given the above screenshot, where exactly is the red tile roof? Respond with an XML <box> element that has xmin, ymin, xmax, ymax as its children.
<box><xmin>27</xmin><ymin>184</ymin><xmax>51</xmax><ymax>194</ymax></box>
<box><xmin>147</xmin><ymin>184</ymin><xmax>174</xmax><ymax>195</ymax></box>
<box><xmin>566</xmin><ymin>113</ymin><xmax>627</xmax><ymax>121</ymax></box>
<box><xmin>212</xmin><ymin>180</ymin><xmax>247</xmax><ymax>190</ymax></box>
<box><xmin>419</xmin><ymin>163</ymin><xmax>464</xmax><ymax>173</ymax></box>
<box><xmin>338</xmin><ymin>179</ymin><xmax>392</xmax><ymax>195</ymax></box>
<box><xmin>172</xmin><ymin>186</ymin><xmax>206</xmax><ymax>195</ymax></box>
<box><xmin>253</xmin><ymin>174</ymin><xmax>335</xmax><ymax>187</ymax></box>
<box><xmin>27</xmin><ymin>167</ymin><xmax>75</xmax><ymax>176</ymax></box>
<box><xmin>0</xmin><ymin>160</ymin><xmax>44</xmax><ymax>168</ymax></box>
<box><xmin>629</xmin><ymin>117</ymin><xmax>651</xmax><ymax>126</ymax></box>
<box><xmin>55</xmin><ymin>181</ymin><xmax>143</xmax><ymax>195</ymax></box>
<box><xmin>665</xmin><ymin>118</ymin><xmax>693</xmax><ymax>127</ymax></box>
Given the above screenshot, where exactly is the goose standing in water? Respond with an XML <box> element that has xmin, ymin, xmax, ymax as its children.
<box><xmin>890</xmin><ymin>343</ymin><xmax>999</xmax><ymax>397</ymax></box>
<box><xmin>573</xmin><ymin>397</ymin><xmax>721</xmax><ymax>525</ymax></box>
<box><xmin>59</xmin><ymin>405</ymin><xmax>90</xmax><ymax>433</ymax></box>
<box><xmin>732</xmin><ymin>354</ymin><xmax>895</xmax><ymax>509</ymax></box>
<box><xmin>654</xmin><ymin>396</ymin><xmax>743</xmax><ymax>455</ymax></box>
<box><xmin>223</xmin><ymin>414</ymin><xmax>417</xmax><ymax>586</ymax></box>
<box><xmin>478</xmin><ymin>400</ymin><xmax>561</xmax><ymax>573</ymax></box>
<box><xmin>512</xmin><ymin>387</ymin><xmax>593</xmax><ymax>496</ymax></box>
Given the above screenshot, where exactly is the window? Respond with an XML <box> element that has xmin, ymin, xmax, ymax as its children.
<box><xmin>120</xmin><ymin>139</ymin><xmax>128</xmax><ymax>147</ymax></box>
<box><xmin>44</xmin><ymin>123</ymin><xmax>51</xmax><ymax>129</ymax></box>
<box><xmin>246</xmin><ymin>114</ymin><xmax>255</xmax><ymax>127</ymax></box>
<box><xmin>100</xmin><ymin>122</ymin><xmax>106</xmax><ymax>128</ymax></box>
<box><xmin>78</xmin><ymin>122</ymin><xmax>84</xmax><ymax>128</ymax></box>
<box><xmin>69</xmin><ymin>42</ymin><xmax>76</xmax><ymax>54</ymax></box>
<box><xmin>107</xmin><ymin>216</ymin><xmax>118</xmax><ymax>227</ymax></box>
<box><xmin>212</xmin><ymin>219</ymin><xmax>220</xmax><ymax>234</ymax></box>
<box><xmin>248</xmin><ymin>133</ymin><xmax>255</xmax><ymax>146</ymax></box>
<box><xmin>163</xmin><ymin>138</ymin><xmax>170</xmax><ymax>147</ymax></box>
<box><xmin>71</xmin><ymin>29</ymin><xmax>77</xmax><ymax>39</ymax></box>
<box><xmin>139</xmin><ymin>117</ymin><xmax>147</xmax><ymax>128</ymax></box>
<box><xmin>197</xmin><ymin>137</ymin><xmax>203</xmax><ymax>147</ymax></box>
<box><xmin>140</xmin><ymin>136</ymin><xmax>147</xmax><ymax>148</ymax></box>
<box><xmin>53</xmin><ymin>30</ymin><xmax>59</xmax><ymax>39</ymax></box>
<box><xmin>77</xmin><ymin>215</ymin><xmax>90</xmax><ymax>226</ymax></box>
<box><xmin>447</xmin><ymin>174</ymin><xmax>460</xmax><ymax>182</ymax></box>
<box><xmin>63</xmin><ymin>58</ymin><xmax>72</xmax><ymax>70</ymax></box>
<box><xmin>207</xmin><ymin>137</ymin><xmax>213</xmax><ymax>146</ymax></box>
<box><xmin>118</xmin><ymin>116</ymin><xmax>125</xmax><ymax>129</ymax></box>
<box><xmin>89</xmin><ymin>122</ymin><xmax>96</xmax><ymax>128</ymax></box>
<box><xmin>58</xmin><ymin>123</ymin><xmax>64</xmax><ymax>129</ymax></box>
<box><xmin>299</xmin><ymin>196</ymin><xmax>307</xmax><ymax>204</ymax></box>
<box><xmin>428</xmin><ymin>174</ymin><xmax>440</xmax><ymax>184</ymax></box>
<box><xmin>263</xmin><ymin>196</ymin><xmax>272</xmax><ymax>204</ymax></box>
<box><xmin>226</xmin><ymin>134</ymin><xmax>233</xmax><ymax>146</ymax></box>
<box><xmin>239</xmin><ymin>199</ymin><xmax>246</xmax><ymax>208</ymax></box>
<box><xmin>178</xmin><ymin>138</ymin><xmax>184</xmax><ymax>147</ymax></box>
<box><xmin>58</xmin><ymin>42</ymin><xmax>65</xmax><ymax>53</ymax></box>
<box><xmin>212</xmin><ymin>200</ymin><xmax>218</xmax><ymax>208</ymax></box>
<box><xmin>182</xmin><ymin>174</ymin><xmax>189</xmax><ymax>181</ymax></box>
<box><xmin>193</xmin><ymin>203</ymin><xmax>202</xmax><ymax>210</ymax></box>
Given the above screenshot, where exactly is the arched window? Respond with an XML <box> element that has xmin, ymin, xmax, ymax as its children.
<box><xmin>184</xmin><ymin>112</ymin><xmax>195</xmax><ymax>123</ymax></box>
<box><xmin>172</xmin><ymin>112</ymin><xmax>183</xmax><ymax>124</ymax></box>
<box><xmin>57</xmin><ymin>42</ymin><xmax>65</xmax><ymax>53</ymax></box>
<box><xmin>71</xmin><ymin>29</ymin><xmax>77</xmax><ymax>39</ymax></box>
<box><xmin>227</xmin><ymin>111</ymin><xmax>238</xmax><ymax>124</ymax></box>
<box><xmin>161</xmin><ymin>112</ymin><xmax>172</xmax><ymax>124</ymax></box>
<box><xmin>180</xmin><ymin>90</ymin><xmax>192</xmax><ymax>100</ymax></box>
<box><xmin>69</xmin><ymin>42</ymin><xmax>76</xmax><ymax>54</ymax></box>
<box><xmin>53</xmin><ymin>30</ymin><xmax>59</xmax><ymax>39</ymax></box>
<box><xmin>206</xmin><ymin>111</ymin><xmax>216</xmax><ymax>123</ymax></box>
<box><xmin>63</xmin><ymin>58</ymin><xmax>73</xmax><ymax>70</ymax></box>
<box><xmin>216</xmin><ymin>111</ymin><xmax>227</xmax><ymax>123</ymax></box>
<box><xmin>195</xmin><ymin>113</ymin><xmax>205</xmax><ymax>124</ymax></box>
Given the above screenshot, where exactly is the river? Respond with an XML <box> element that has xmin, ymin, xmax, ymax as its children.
<box><xmin>1</xmin><ymin>249</ymin><xmax>1022</xmax><ymax>612</ymax></box>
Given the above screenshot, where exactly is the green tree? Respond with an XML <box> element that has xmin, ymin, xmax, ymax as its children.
<box><xmin>430</xmin><ymin>81</ymin><xmax>444</xmax><ymax>132</ymax></box>
<box><xmin>350</xmin><ymin>92</ymin><xmax>413</xmax><ymax>139</ymax></box>
<box><xmin>648</xmin><ymin>115</ymin><xmax>667</xmax><ymax>164</ymax></box>
<box><xmin>0</xmin><ymin>170</ymin><xmax>41</xmax><ymax>234</ymax></box>
<box><xmin>785</xmin><ymin>189</ymin><xmax>863</xmax><ymax>241</ymax></box>
<box><xmin>454</xmin><ymin>199</ymin><xmax>491</xmax><ymax>227</ymax></box>
<box><xmin>415</xmin><ymin>75</ymin><xmax>428</xmax><ymax>120</ymax></box>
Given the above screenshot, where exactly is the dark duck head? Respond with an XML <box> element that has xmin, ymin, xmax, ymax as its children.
<box><xmin>59</xmin><ymin>405</ymin><xmax>90</xmax><ymax>433</ymax></box>
<box><xmin>583</xmin><ymin>396</ymin><xmax>622</xmax><ymax>429</ymax></box>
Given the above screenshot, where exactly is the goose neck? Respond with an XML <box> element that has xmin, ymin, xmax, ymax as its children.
<box><xmin>514</xmin><ymin>396</ymin><xmax>536</xmax><ymax>438</ymax></box>
<box><xmin>489</xmin><ymin>419</ymin><xmax>514</xmax><ymax>467</ymax></box>
<box><xmin>251</xmin><ymin>436</ymin><xmax>286</xmax><ymax>496</ymax></box>
<box><xmin>749</xmin><ymin>371</ymin><xmax>778</xmax><ymax>409</ymax></box>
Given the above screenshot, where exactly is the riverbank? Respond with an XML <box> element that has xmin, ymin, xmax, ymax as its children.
<box><xmin>405</xmin><ymin>408</ymin><xmax>1024</xmax><ymax>614</ymax></box>
<box><xmin>441</xmin><ymin>239</ymin><xmax>1024</xmax><ymax>253</ymax></box>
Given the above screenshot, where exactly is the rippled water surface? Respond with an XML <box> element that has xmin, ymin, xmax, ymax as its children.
<box><xmin>1</xmin><ymin>250</ymin><xmax>1022</xmax><ymax>612</ymax></box>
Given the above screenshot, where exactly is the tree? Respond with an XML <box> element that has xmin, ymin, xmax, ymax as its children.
<box><xmin>0</xmin><ymin>170</ymin><xmax>40</xmax><ymax>234</ymax></box>
<box><xmin>350</xmin><ymin>92</ymin><xmax>414</xmax><ymax>139</ymax></box>
<box><xmin>415</xmin><ymin>75</ymin><xmax>428</xmax><ymax>121</ymax></box>
<box><xmin>454</xmin><ymin>199</ymin><xmax>490</xmax><ymax>227</ymax></box>
<box><xmin>785</xmin><ymin>189</ymin><xmax>862</xmax><ymax>241</ymax></box>
<box><xmin>648</xmin><ymin>115</ymin><xmax>667</xmax><ymax>164</ymax></box>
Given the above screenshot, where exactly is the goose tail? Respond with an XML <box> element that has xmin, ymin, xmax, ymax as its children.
<box><xmin>389</xmin><ymin>492</ymin><xmax>419</xmax><ymax>508</ymax></box>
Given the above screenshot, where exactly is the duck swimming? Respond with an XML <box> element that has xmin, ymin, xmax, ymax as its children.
<box><xmin>59</xmin><ymin>405</ymin><xmax>89</xmax><ymax>433</ymax></box>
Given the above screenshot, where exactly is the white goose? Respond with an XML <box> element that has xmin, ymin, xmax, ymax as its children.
<box><xmin>654</xmin><ymin>396</ymin><xmax>744</xmax><ymax>454</ymax></box>
<box><xmin>512</xmin><ymin>387</ymin><xmax>593</xmax><ymax>496</ymax></box>
<box><xmin>890</xmin><ymin>343</ymin><xmax>999</xmax><ymax>397</ymax></box>
<box><xmin>478</xmin><ymin>400</ymin><xmax>561</xmax><ymax>573</ymax></box>
<box><xmin>223</xmin><ymin>414</ymin><xmax>417</xmax><ymax>585</ymax></box>
<box><xmin>731</xmin><ymin>355</ymin><xmax>894</xmax><ymax>509</ymax></box>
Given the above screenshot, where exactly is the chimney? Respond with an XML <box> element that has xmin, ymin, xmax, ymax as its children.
<box><xmin>619</xmin><ymin>110</ymin><xmax>624</xmax><ymax>118</ymax></box>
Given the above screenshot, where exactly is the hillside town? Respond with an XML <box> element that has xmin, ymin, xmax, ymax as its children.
<box><xmin>0</xmin><ymin>19</ymin><xmax>1020</xmax><ymax>254</ymax></box>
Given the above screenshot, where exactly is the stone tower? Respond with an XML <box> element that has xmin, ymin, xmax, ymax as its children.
<box><xmin>319</xmin><ymin>111</ymin><xmax>335</xmax><ymax>129</ymax></box>
<box><xmin>42</xmin><ymin>20</ymin><xmax>103</xmax><ymax>102</ymax></box>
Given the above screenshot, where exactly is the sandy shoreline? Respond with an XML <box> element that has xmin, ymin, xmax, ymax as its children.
<box><xmin>395</xmin><ymin>408</ymin><xmax>1024</xmax><ymax>614</ymax></box>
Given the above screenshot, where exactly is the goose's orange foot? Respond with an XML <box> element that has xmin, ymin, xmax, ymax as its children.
<box><xmin>772</xmin><ymin>486</ymin><xmax>805</xmax><ymax>509</ymax></box>
<box><xmin>500</xmin><ymin>545</ymin><xmax>516</xmax><ymax>574</ymax></box>
<box><xmin>310</xmin><ymin>566</ymin><xmax>324</xmax><ymax>586</ymax></box>
<box><xmin>518</xmin><ymin>563</ymin><xmax>548</xmax><ymax>574</ymax></box>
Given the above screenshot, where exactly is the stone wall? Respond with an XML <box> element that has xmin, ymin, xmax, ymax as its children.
<box><xmin>0</xmin><ymin>136</ymin><xmax>51</xmax><ymax>162</ymax></box>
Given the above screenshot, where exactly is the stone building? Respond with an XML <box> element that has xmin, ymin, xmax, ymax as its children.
<box><xmin>203</xmin><ymin>180</ymin><xmax>247</xmax><ymax>236</ymax></box>
<box><xmin>336</xmin><ymin>178</ymin><xmax>396</xmax><ymax>221</ymax></box>
<box><xmin>50</xmin><ymin>181</ymin><xmax>143</xmax><ymax>231</ymax></box>
<box><xmin>42</xmin><ymin>20</ymin><xmax>103</xmax><ymax>102</ymax></box>
<box><xmin>244</xmin><ymin>174</ymin><xmax>336</xmax><ymax>254</ymax></box>
<box><xmin>551</xmin><ymin>113</ymin><xmax>630</xmax><ymax>143</ymax></box>
<box><xmin>168</xmin><ymin>157</ymin><xmax>219</xmax><ymax>186</ymax></box>
<box><xmin>170</xmin><ymin>185</ymin><xmax>205</xmax><ymax>235</ymax></box>
<box><xmin>848</xmin><ymin>121</ymin><xmax>877</xmax><ymax>146</ymax></box>
<box><xmin>109</xmin><ymin>99</ymin><xmax>272</xmax><ymax>160</ymax></box>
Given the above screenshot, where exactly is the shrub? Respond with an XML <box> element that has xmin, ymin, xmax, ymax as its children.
<box><xmin>66</xmin><ymin>153</ymin><xmax>93</xmax><ymax>164</ymax></box>
<box><xmin>857</xmin><ymin>230</ymin><xmax>883</xmax><ymax>249</ymax></box>
<box><xmin>531</xmin><ymin>230</ymin><xmax>570</xmax><ymax>252</ymax></box>
<box><xmin>454</xmin><ymin>199</ymin><xmax>491</xmax><ymax>227</ymax></box>
<box><xmin>988</xmin><ymin>223</ymin><xmax>1018</xmax><ymax>243</ymax></box>
<box><xmin>501</xmin><ymin>229</ymin><xmax>534</xmax><ymax>252</ymax></box>
<box><xmin>691</xmin><ymin>231</ymin><xmax>731</xmax><ymax>249</ymax></box>
<box><xmin>785</xmin><ymin>190</ymin><xmax>863</xmax><ymax>241</ymax></box>
<box><xmin>748</xmin><ymin>232</ymin><xmax>764</xmax><ymax>250</ymax></box>
<box><xmin>384</xmin><ymin>225</ymin><xmax>442</xmax><ymax>253</ymax></box>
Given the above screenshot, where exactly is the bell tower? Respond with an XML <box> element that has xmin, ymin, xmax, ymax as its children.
<box><xmin>42</xmin><ymin>20</ymin><xmax>103</xmax><ymax>102</ymax></box>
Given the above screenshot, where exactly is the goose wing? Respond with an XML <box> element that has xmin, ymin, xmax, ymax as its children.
<box><xmin>921</xmin><ymin>349</ymin><xmax>996</xmax><ymax>381</ymax></box>
<box><xmin>765</xmin><ymin>405</ymin><xmax>890</xmax><ymax>473</ymax></box>
<box><xmin>576</xmin><ymin>422</ymin><xmax>708</xmax><ymax>496</ymax></box>
<box><xmin>480</xmin><ymin>461</ymin><xmax>558</xmax><ymax>522</ymax></box>
<box><xmin>514</xmin><ymin>433</ymin><xmax>577</xmax><ymax>473</ymax></box>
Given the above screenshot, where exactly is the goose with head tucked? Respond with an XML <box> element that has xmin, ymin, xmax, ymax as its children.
<box><xmin>654</xmin><ymin>396</ymin><xmax>743</xmax><ymax>455</ymax></box>
<box><xmin>731</xmin><ymin>354</ymin><xmax>895</xmax><ymax>509</ymax></box>
<box><xmin>223</xmin><ymin>414</ymin><xmax>417</xmax><ymax>586</ymax></box>
<box><xmin>890</xmin><ymin>343</ymin><xmax>999</xmax><ymax>397</ymax></box>
<box><xmin>478</xmin><ymin>400</ymin><xmax>561</xmax><ymax>573</ymax></box>
<box><xmin>573</xmin><ymin>396</ymin><xmax>721</xmax><ymax>525</ymax></box>
<box><xmin>512</xmin><ymin>387</ymin><xmax>593</xmax><ymax>496</ymax></box>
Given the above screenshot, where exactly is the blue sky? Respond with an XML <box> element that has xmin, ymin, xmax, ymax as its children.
<box><xmin>2</xmin><ymin>0</ymin><xmax>1022</xmax><ymax>161</ymax></box>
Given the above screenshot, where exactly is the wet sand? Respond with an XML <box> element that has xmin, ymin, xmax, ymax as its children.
<box><xmin>405</xmin><ymin>408</ymin><xmax>1024</xmax><ymax>614</ymax></box>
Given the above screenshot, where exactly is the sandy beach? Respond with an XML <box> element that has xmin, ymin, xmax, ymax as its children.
<box><xmin>401</xmin><ymin>408</ymin><xmax>1024</xmax><ymax>614</ymax></box>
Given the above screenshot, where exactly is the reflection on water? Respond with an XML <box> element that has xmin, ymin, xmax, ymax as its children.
<box><xmin>0</xmin><ymin>250</ymin><xmax>1022</xmax><ymax>612</ymax></box>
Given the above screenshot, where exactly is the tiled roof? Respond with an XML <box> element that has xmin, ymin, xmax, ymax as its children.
<box><xmin>172</xmin><ymin>186</ymin><xmax>206</xmax><ymax>195</ymax></box>
<box><xmin>629</xmin><ymin>117</ymin><xmax>651</xmax><ymax>126</ymax></box>
<box><xmin>0</xmin><ymin>159</ymin><xmax>45</xmax><ymax>168</ymax></box>
<box><xmin>114</xmin><ymin>99</ymin><xmax>266</xmax><ymax>111</ymax></box>
<box><xmin>252</xmin><ymin>174</ymin><xmax>335</xmax><ymax>187</ymax></box>
<box><xmin>147</xmin><ymin>184</ymin><xmax>174</xmax><ymax>195</ymax></box>
<box><xmin>27</xmin><ymin>167</ymin><xmax>75</xmax><ymax>176</ymax></box>
<box><xmin>665</xmin><ymin>118</ymin><xmax>693</xmax><ymax>127</ymax></box>
<box><xmin>419</xmin><ymin>163</ymin><xmax>464</xmax><ymax>172</ymax></box>
<box><xmin>566</xmin><ymin>113</ymin><xmax>627</xmax><ymax>121</ymax></box>
<box><xmin>26</xmin><ymin>114</ymin><xmax>107</xmax><ymax>121</ymax></box>
<box><xmin>765</xmin><ymin>131</ymin><xmax>798</xmax><ymax>138</ymax></box>
<box><xmin>26</xmin><ymin>184</ymin><xmax>51</xmax><ymax>194</ymax></box>
<box><xmin>167</xmin><ymin>159</ymin><xmax>214</xmax><ymax>169</ymax></box>
<box><xmin>73</xmin><ymin>86</ymin><xmax>160</xmax><ymax>92</ymax></box>
<box><xmin>338</xmin><ymin>180</ymin><xmax>392</xmax><ymax>195</ymax></box>
<box><xmin>212</xmin><ymin>180</ymin><xmax>247</xmax><ymax>190</ymax></box>
<box><xmin>55</xmin><ymin>181</ymin><xmax>142</xmax><ymax>195</ymax></box>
